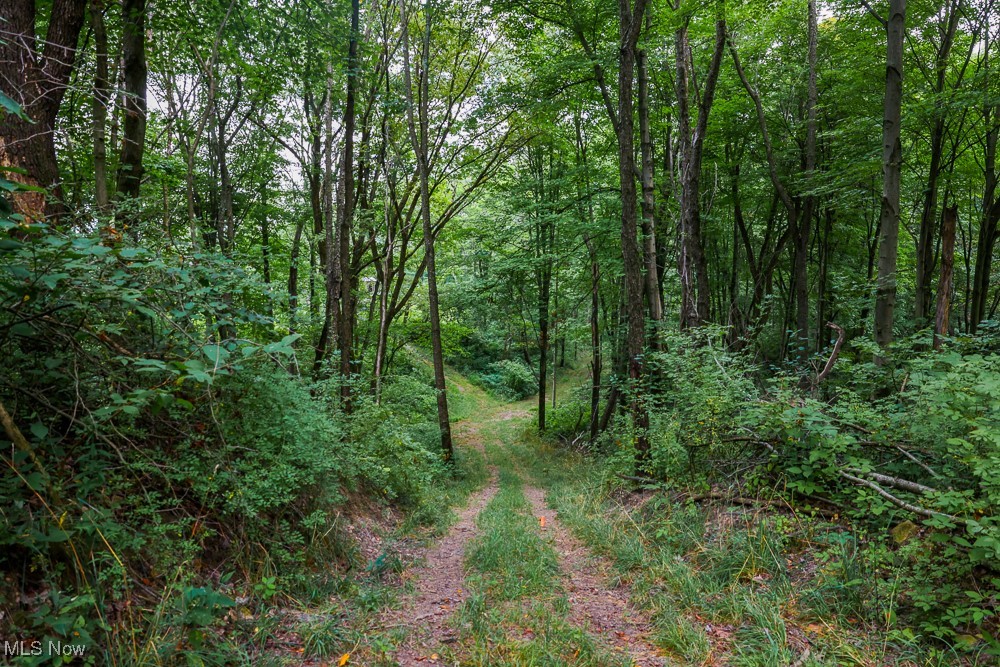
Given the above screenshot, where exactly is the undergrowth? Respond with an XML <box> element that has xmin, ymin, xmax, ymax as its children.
<box><xmin>516</xmin><ymin>426</ymin><xmax>997</xmax><ymax>665</ymax></box>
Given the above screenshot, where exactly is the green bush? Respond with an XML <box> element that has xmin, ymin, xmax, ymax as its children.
<box><xmin>477</xmin><ymin>359</ymin><xmax>536</xmax><ymax>400</ymax></box>
<box><xmin>591</xmin><ymin>326</ymin><xmax>1000</xmax><ymax>641</ymax></box>
<box><xmin>0</xmin><ymin>221</ymin><xmax>459</xmax><ymax>662</ymax></box>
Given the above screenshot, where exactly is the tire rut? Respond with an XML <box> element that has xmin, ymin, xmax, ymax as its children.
<box><xmin>383</xmin><ymin>475</ymin><xmax>498</xmax><ymax>665</ymax></box>
<box><xmin>523</xmin><ymin>485</ymin><xmax>667</xmax><ymax>667</ymax></box>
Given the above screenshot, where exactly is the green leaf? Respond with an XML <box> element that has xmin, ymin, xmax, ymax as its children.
<box><xmin>202</xmin><ymin>344</ymin><xmax>230</xmax><ymax>366</ymax></box>
<box><xmin>0</xmin><ymin>91</ymin><xmax>29</xmax><ymax>120</ymax></box>
<box><xmin>262</xmin><ymin>333</ymin><xmax>302</xmax><ymax>355</ymax></box>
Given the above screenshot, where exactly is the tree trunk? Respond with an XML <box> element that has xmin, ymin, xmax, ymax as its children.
<box><xmin>795</xmin><ymin>0</ymin><xmax>819</xmax><ymax>357</ymax></box>
<box><xmin>676</xmin><ymin>12</ymin><xmax>726</xmax><ymax>328</ymax></box>
<box><xmin>915</xmin><ymin>120</ymin><xmax>945</xmax><ymax>324</ymax></box>
<box><xmin>637</xmin><ymin>46</ymin><xmax>662</xmax><ymax>327</ymax></box>
<box><xmin>91</xmin><ymin>0</ymin><xmax>110</xmax><ymax>213</ymax></box>
<box><xmin>289</xmin><ymin>217</ymin><xmax>305</xmax><ymax>333</ymax></box>
<box><xmin>115</xmin><ymin>0</ymin><xmax>147</xmax><ymax>208</ymax></box>
<box><xmin>338</xmin><ymin>0</ymin><xmax>360</xmax><ymax>411</ymax></box>
<box><xmin>0</xmin><ymin>0</ymin><xmax>87</xmax><ymax>220</ymax></box>
<box><xmin>874</xmin><ymin>0</ymin><xmax>905</xmax><ymax>349</ymax></box>
<box><xmin>914</xmin><ymin>4</ymin><xmax>960</xmax><ymax>325</ymax></box>
<box><xmin>971</xmin><ymin>79</ymin><xmax>999</xmax><ymax>333</ymax></box>
<box><xmin>537</xmin><ymin>234</ymin><xmax>551</xmax><ymax>431</ymax></box>
<box><xmin>575</xmin><ymin>113</ymin><xmax>603</xmax><ymax>444</ymax></box>
<box><xmin>816</xmin><ymin>207</ymin><xmax>834</xmax><ymax>351</ymax></box>
<box><xmin>934</xmin><ymin>205</ymin><xmax>957</xmax><ymax>349</ymax></box>
<box><xmin>585</xmin><ymin>235</ymin><xmax>602</xmax><ymax>444</ymax></box>
<box><xmin>617</xmin><ymin>0</ymin><xmax>650</xmax><ymax>468</ymax></box>
<box><xmin>314</xmin><ymin>64</ymin><xmax>341</xmax><ymax>374</ymax></box>
<box><xmin>402</xmin><ymin>0</ymin><xmax>453</xmax><ymax>462</ymax></box>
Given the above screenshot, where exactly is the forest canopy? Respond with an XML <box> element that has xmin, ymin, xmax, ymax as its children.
<box><xmin>2</xmin><ymin>0</ymin><xmax>1000</xmax><ymax>663</ymax></box>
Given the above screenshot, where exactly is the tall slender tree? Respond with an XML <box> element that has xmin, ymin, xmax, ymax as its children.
<box><xmin>402</xmin><ymin>0</ymin><xmax>454</xmax><ymax>462</ymax></box>
<box><xmin>873</xmin><ymin>0</ymin><xmax>906</xmax><ymax>348</ymax></box>
<box><xmin>617</xmin><ymin>0</ymin><xmax>650</xmax><ymax>466</ymax></box>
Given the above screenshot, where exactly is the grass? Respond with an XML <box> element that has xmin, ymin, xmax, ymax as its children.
<box><xmin>235</xmin><ymin>368</ymin><xmax>499</xmax><ymax>667</ymax></box>
<box><xmin>253</xmin><ymin>360</ymin><xmax>995</xmax><ymax>666</ymax></box>
<box><xmin>503</xmin><ymin>421</ymin><xmax>998</xmax><ymax>666</ymax></box>
<box><xmin>440</xmin><ymin>446</ymin><xmax>630</xmax><ymax>666</ymax></box>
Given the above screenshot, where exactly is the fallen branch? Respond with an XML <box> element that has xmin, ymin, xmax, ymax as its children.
<box><xmin>677</xmin><ymin>491</ymin><xmax>838</xmax><ymax>518</ymax></box>
<box><xmin>895</xmin><ymin>445</ymin><xmax>942</xmax><ymax>479</ymax></box>
<box><xmin>0</xmin><ymin>398</ymin><xmax>46</xmax><ymax>478</ymax></box>
<box><xmin>615</xmin><ymin>473</ymin><xmax>660</xmax><ymax>485</ymax></box>
<box><xmin>838</xmin><ymin>471</ymin><xmax>966</xmax><ymax>525</ymax></box>
<box><xmin>843</xmin><ymin>468</ymin><xmax>938</xmax><ymax>495</ymax></box>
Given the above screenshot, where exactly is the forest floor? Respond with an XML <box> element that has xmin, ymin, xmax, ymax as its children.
<box><xmin>273</xmin><ymin>365</ymin><xmax>943</xmax><ymax>667</ymax></box>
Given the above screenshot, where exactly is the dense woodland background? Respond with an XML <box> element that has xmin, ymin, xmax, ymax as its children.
<box><xmin>2</xmin><ymin>0</ymin><xmax>1000</xmax><ymax>663</ymax></box>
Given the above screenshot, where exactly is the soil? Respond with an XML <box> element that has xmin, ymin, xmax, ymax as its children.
<box><xmin>523</xmin><ymin>486</ymin><xmax>667</xmax><ymax>667</ymax></box>
<box><xmin>384</xmin><ymin>401</ymin><xmax>665</xmax><ymax>666</ymax></box>
<box><xmin>382</xmin><ymin>478</ymin><xmax>498</xmax><ymax>665</ymax></box>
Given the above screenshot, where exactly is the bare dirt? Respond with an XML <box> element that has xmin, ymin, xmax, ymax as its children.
<box><xmin>383</xmin><ymin>479</ymin><xmax>497</xmax><ymax>665</ymax></box>
<box><xmin>523</xmin><ymin>485</ymin><xmax>668</xmax><ymax>667</ymax></box>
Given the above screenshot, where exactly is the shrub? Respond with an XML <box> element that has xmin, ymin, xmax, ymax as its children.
<box><xmin>477</xmin><ymin>359</ymin><xmax>536</xmax><ymax>400</ymax></box>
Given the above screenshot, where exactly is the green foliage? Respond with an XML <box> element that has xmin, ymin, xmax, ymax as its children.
<box><xmin>580</xmin><ymin>327</ymin><xmax>1000</xmax><ymax>648</ymax></box>
<box><xmin>0</xmin><ymin>221</ymin><xmax>471</xmax><ymax>661</ymax></box>
<box><xmin>476</xmin><ymin>359</ymin><xmax>536</xmax><ymax>400</ymax></box>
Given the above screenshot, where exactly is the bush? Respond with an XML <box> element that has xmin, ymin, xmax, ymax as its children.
<box><xmin>0</xmin><ymin>221</ymin><xmax>458</xmax><ymax>662</ymax></box>
<box><xmin>591</xmin><ymin>325</ymin><xmax>1000</xmax><ymax>640</ymax></box>
<box><xmin>477</xmin><ymin>359</ymin><xmax>536</xmax><ymax>400</ymax></box>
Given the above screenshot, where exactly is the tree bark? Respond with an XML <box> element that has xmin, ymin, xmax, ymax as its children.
<box><xmin>914</xmin><ymin>2</ymin><xmax>960</xmax><ymax>325</ymax></box>
<box><xmin>403</xmin><ymin>0</ymin><xmax>453</xmax><ymax>462</ymax></box>
<box><xmin>874</xmin><ymin>0</ymin><xmax>905</xmax><ymax>349</ymax></box>
<box><xmin>676</xmin><ymin>11</ymin><xmax>726</xmax><ymax>328</ymax></box>
<box><xmin>115</xmin><ymin>0</ymin><xmax>147</xmax><ymax>208</ymax></box>
<box><xmin>617</xmin><ymin>0</ymin><xmax>650</xmax><ymax>468</ymax></box>
<box><xmin>0</xmin><ymin>0</ymin><xmax>87</xmax><ymax>220</ymax></box>
<box><xmin>934</xmin><ymin>205</ymin><xmax>957</xmax><ymax>349</ymax></box>
<box><xmin>91</xmin><ymin>0</ymin><xmax>110</xmax><ymax>213</ymax></box>
<box><xmin>313</xmin><ymin>64</ymin><xmax>341</xmax><ymax>374</ymax></box>
<box><xmin>289</xmin><ymin>217</ymin><xmax>305</xmax><ymax>334</ymax></box>
<box><xmin>971</xmin><ymin>56</ymin><xmax>999</xmax><ymax>333</ymax></box>
<box><xmin>637</xmin><ymin>45</ymin><xmax>662</xmax><ymax>327</ymax></box>
<box><xmin>795</xmin><ymin>0</ymin><xmax>819</xmax><ymax>357</ymax></box>
<box><xmin>585</xmin><ymin>235</ymin><xmax>602</xmax><ymax>444</ymax></box>
<box><xmin>338</xmin><ymin>0</ymin><xmax>360</xmax><ymax>411</ymax></box>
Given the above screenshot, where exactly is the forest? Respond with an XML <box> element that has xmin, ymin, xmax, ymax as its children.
<box><xmin>1</xmin><ymin>0</ymin><xmax>1000</xmax><ymax>664</ymax></box>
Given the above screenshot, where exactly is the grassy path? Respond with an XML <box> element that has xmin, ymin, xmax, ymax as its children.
<box><xmin>330</xmin><ymin>365</ymin><xmax>973</xmax><ymax>666</ymax></box>
<box><xmin>371</xmin><ymin>365</ymin><xmax>670</xmax><ymax>666</ymax></box>
<box><xmin>522</xmin><ymin>485</ymin><xmax>665</xmax><ymax>667</ymax></box>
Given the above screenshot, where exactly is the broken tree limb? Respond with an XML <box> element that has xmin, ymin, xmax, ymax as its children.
<box><xmin>815</xmin><ymin>322</ymin><xmax>845</xmax><ymax>384</ymax></box>
<box><xmin>0</xmin><ymin>398</ymin><xmax>46</xmax><ymax>478</ymax></box>
<box><xmin>896</xmin><ymin>445</ymin><xmax>942</xmax><ymax>479</ymax></box>
<box><xmin>677</xmin><ymin>490</ymin><xmax>839</xmax><ymax>518</ymax></box>
<box><xmin>616</xmin><ymin>473</ymin><xmax>660</xmax><ymax>485</ymax></box>
<box><xmin>843</xmin><ymin>468</ymin><xmax>938</xmax><ymax>495</ymax></box>
<box><xmin>839</xmin><ymin>471</ymin><xmax>966</xmax><ymax>525</ymax></box>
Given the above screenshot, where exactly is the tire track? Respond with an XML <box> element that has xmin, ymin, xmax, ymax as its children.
<box><xmin>383</xmin><ymin>476</ymin><xmax>497</xmax><ymax>665</ymax></box>
<box><xmin>524</xmin><ymin>485</ymin><xmax>667</xmax><ymax>667</ymax></box>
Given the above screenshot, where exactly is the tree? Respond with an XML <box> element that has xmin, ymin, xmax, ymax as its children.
<box><xmin>617</xmin><ymin>0</ymin><xmax>650</xmax><ymax>466</ymax></box>
<box><xmin>403</xmin><ymin>0</ymin><xmax>454</xmax><ymax>462</ymax></box>
<box><xmin>116</xmin><ymin>0</ymin><xmax>148</xmax><ymax>208</ymax></box>
<box><xmin>676</xmin><ymin>3</ymin><xmax>726</xmax><ymax>328</ymax></box>
<box><xmin>0</xmin><ymin>0</ymin><xmax>87</xmax><ymax>219</ymax></box>
<box><xmin>873</xmin><ymin>0</ymin><xmax>906</xmax><ymax>348</ymax></box>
